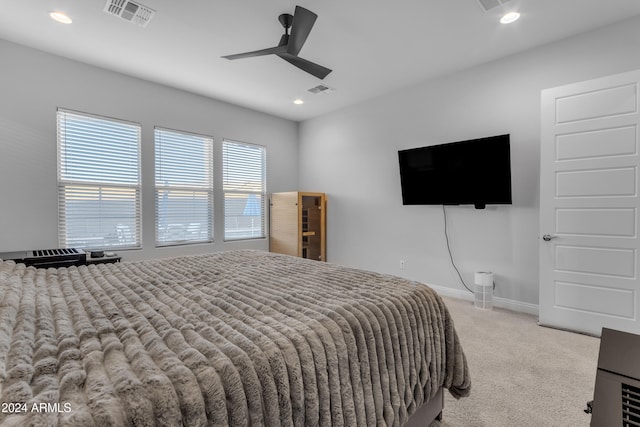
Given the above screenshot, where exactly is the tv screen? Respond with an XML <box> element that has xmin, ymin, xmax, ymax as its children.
<box><xmin>398</xmin><ymin>134</ymin><xmax>512</xmax><ymax>209</ymax></box>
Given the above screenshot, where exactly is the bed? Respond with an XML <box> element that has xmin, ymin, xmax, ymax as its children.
<box><xmin>0</xmin><ymin>249</ymin><xmax>470</xmax><ymax>426</ymax></box>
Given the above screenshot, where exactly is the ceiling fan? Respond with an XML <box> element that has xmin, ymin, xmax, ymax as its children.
<box><xmin>221</xmin><ymin>6</ymin><xmax>332</xmax><ymax>80</ymax></box>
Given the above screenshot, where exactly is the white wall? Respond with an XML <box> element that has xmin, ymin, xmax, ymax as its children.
<box><xmin>298</xmin><ymin>16</ymin><xmax>640</xmax><ymax>307</ymax></box>
<box><xmin>0</xmin><ymin>39</ymin><xmax>299</xmax><ymax>260</ymax></box>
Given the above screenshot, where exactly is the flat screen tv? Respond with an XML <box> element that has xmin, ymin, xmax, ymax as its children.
<box><xmin>398</xmin><ymin>134</ymin><xmax>512</xmax><ymax>209</ymax></box>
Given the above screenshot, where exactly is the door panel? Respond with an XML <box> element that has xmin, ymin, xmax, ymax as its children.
<box><xmin>555</xmin><ymin>245</ymin><xmax>635</xmax><ymax>278</ymax></box>
<box><xmin>556</xmin><ymin>126</ymin><xmax>636</xmax><ymax>161</ymax></box>
<box><xmin>556</xmin><ymin>167</ymin><xmax>636</xmax><ymax>197</ymax></box>
<box><xmin>540</xmin><ymin>70</ymin><xmax>640</xmax><ymax>336</ymax></box>
<box><xmin>554</xmin><ymin>281</ymin><xmax>635</xmax><ymax>318</ymax></box>
<box><xmin>555</xmin><ymin>83</ymin><xmax>637</xmax><ymax>124</ymax></box>
<box><xmin>556</xmin><ymin>208</ymin><xmax>636</xmax><ymax>237</ymax></box>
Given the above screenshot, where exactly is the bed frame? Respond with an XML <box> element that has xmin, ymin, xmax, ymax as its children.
<box><xmin>405</xmin><ymin>388</ymin><xmax>444</xmax><ymax>427</ymax></box>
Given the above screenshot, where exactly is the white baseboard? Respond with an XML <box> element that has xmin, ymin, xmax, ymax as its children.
<box><xmin>427</xmin><ymin>284</ymin><xmax>539</xmax><ymax>316</ymax></box>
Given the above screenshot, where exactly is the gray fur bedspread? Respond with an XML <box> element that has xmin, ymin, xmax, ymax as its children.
<box><xmin>0</xmin><ymin>250</ymin><xmax>470</xmax><ymax>426</ymax></box>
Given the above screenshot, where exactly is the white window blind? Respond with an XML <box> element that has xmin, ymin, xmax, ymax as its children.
<box><xmin>57</xmin><ymin>109</ymin><xmax>141</xmax><ymax>249</ymax></box>
<box><xmin>155</xmin><ymin>128</ymin><xmax>213</xmax><ymax>246</ymax></box>
<box><xmin>222</xmin><ymin>140</ymin><xmax>266</xmax><ymax>241</ymax></box>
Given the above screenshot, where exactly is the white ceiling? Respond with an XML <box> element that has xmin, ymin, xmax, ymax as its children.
<box><xmin>1</xmin><ymin>0</ymin><xmax>640</xmax><ymax>122</ymax></box>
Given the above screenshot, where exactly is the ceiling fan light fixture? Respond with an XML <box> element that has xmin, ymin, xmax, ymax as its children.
<box><xmin>500</xmin><ymin>11</ymin><xmax>520</xmax><ymax>24</ymax></box>
<box><xmin>49</xmin><ymin>11</ymin><xmax>73</xmax><ymax>24</ymax></box>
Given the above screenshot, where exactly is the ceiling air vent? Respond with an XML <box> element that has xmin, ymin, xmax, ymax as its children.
<box><xmin>104</xmin><ymin>0</ymin><xmax>155</xmax><ymax>27</ymax></box>
<box><xmin>476</xmin><ymin>0</ymin><xmax>512</xmax><ymax>12</ymax></box>
<box><xmin>308</xmin><ymin>84</ymin><xmax>335</xmax><ymax>95</ymax></box>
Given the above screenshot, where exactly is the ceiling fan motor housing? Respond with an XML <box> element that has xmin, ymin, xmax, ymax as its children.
<box><xmin>278</xmin><ymin>13</ymin><xmax>293</xmax><ymax>30</ymax></box>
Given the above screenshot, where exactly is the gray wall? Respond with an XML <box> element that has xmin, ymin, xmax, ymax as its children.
<box><xmin>3</xmin><ymin>16</ymin><xmax>640</xmax><ymax>308</ymax></box>
<box><xmin>298</xmin><ymin>16</ymin><xmax>640</xmax><ymax>308</ymax></box>
<box><xmin>0</xmin><ymin>39</ymin><xmax>299</xmax><ymax>260</ymax></box>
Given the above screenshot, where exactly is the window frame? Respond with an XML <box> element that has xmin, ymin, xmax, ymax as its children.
<box><xmin>154</xmin><ymin>126</ymin><xmax>214</xmax><ymax>247</ymax></box>
<box><xmin>56</xmin><ymin>108</ymin><xmax>142</xmax><ymax>250</ymax></box>
<box><xmin>222</xmin><ymin>139</ymin><xmax>267</xmax><ymax>241</ymax></box>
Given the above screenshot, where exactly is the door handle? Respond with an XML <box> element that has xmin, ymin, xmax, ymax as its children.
<box><xmin>542</xmin><ymin>234</ymin><xmax>558</xmax><ymax>242</ymax></box>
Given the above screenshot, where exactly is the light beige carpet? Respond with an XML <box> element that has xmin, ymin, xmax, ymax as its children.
<box><xmin>436</xmin><ymin>296</ymin><xmax>600</xmax><ymax>427</ymax></box>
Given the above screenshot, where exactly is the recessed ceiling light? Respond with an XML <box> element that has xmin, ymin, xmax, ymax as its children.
<box><xmin>293</xmin><ymin>99</ymin><xmax>304</xmax><ymax>105</ymax></box>
<box><xmin>50</xmin><ymin>11</ymin><xmax>73</xmax><ymax>24</ymax></box>
<box><xmin>500</xmin><ymin>11</ymin><xmax>520</xmax><ymax>24</ymax></box>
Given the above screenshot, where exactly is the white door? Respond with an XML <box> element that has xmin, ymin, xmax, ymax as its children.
<box><xmin>540</xmin><ymin>70</ymin><xmax>640</xmax><ymax>336</ymax></box>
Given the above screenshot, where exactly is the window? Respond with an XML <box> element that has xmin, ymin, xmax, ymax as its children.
<box><xmin>222</xmin><ymin>140</ymin><xmax>266</xmax><ymax>240</ymax></box>
<box><xmin>57</xmin><ymin>109</ymin><xmax>141</xmax><ymax>249</ymax></box>
<box><xmin>155</xmin><ymin>128</ymin><xmax>213</xmax><ymax>246</ymax></box>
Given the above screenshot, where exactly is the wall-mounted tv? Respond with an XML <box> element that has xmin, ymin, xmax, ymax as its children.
<box><xmin>398</xmin><ymin>134</ymin><xmax>512</xmax><ymax>209</ymax></box>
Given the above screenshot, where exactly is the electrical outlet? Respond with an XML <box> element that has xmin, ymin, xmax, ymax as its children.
<box><xmin>400</xmin><ymin>260</ymin><xmax>406</xmax><ymax>269</ymax></box>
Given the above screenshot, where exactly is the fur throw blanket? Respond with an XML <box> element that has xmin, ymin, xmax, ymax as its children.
<box><xmin>0</xmin><ymin>250</ymin><xmax>470</xmax><ymax>426</ymax></box>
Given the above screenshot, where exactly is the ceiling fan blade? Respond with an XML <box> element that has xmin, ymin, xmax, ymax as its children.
<box><xmin>287</xmin><ymin>6</ymin><xmax>317</xmax><ymax>55</ymax></box>
<box><xmin>277</xmin><ymin>53</ymin><xmax>332</xmax><ymax>79</ymax></box>
<box><xmin>222</xmin><ymin>45</ymin><xmax>287</xmax><ymax>60</ymax></box>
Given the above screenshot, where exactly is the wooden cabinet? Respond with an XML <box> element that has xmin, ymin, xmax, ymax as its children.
<box><xmin>270</xmin><ymin>192</ymin><xmax>326</xmax><ymax>261</ymax></box>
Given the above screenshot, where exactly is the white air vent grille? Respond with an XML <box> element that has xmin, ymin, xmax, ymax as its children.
<box><xmin>104</xmin><ymin>0</ymin><xmax>155</xmax><ymax>27</ymax></box>
<box><xmin>308</xmin><ymin>84</ymin><xmax>335</xmax><ymax>95</ymax></box>
<box><xmin>476</xmin><ymin>0</ymin><xmax>511</xmax><ymax>12</ymax></box>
